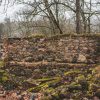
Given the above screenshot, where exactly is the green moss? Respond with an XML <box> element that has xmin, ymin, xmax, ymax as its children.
<box><xmin>70</xmin><ymin>82</ymin><xmax>78</xmax><ymax>86</ymax></box>
<box><xmin>44</xmin><ymin>88</ymin><xmax>55</xmax><ymax>93</ymax></box>
<box><xmin>28</xmin><ymin>86</ymin><xmax>41</xmax><ymax>92</ymax></box>
<box><xmin>36</xmin><ymin>77</ymin><xmax>56</xmax><ymax>83</ymax></box>
<box><xmin>28</xmin><ymin>82</ymin><xmax>49</xmax><ymax>92</ymax></box>
<box><xmin>67</xmin><ymin>82</ymin><xmax>81</xmax><ymax>92</ymax></box>
<box><xmin>87</xmin><ymin>74</ymin><xmax>93</xmax><ymax>80</ymax></box>
<box><xmin>64</xmin><ymin>70</ymin><xmax>80</xmax><ymax>76</ymax></box>
<box><xmin>28</xmin><ymin>33</ymin><xmax>45</xmax><ymax>38</ymax></box>
<box><xmin>75</xmin><ymin>75</ymin><xmax>86</xmax><ymax>83</ymax></box>
<box><xmin>28</xmin><ymin>77</ymin><xmax>61</xmax><ymax>93</ymax></box>
<box><xmin>92</xmin><ymin>69</ymin><xmax>96</xmax><ymax>74</ymax></box>
<box><xmin>68</xmin><ymin>82</ymin><xmax>81</xmax><ymax>89</ymax></box>
<box><xmin>0</xmin><ymin>61</ymin><xmax>4</xmax><ymax>68</ymax></box>
<box><xmin>0</xmin><ymin>69</ymin><xmax>9</xmax><ymax>83</ymax></box>
<box><xmin>2</xmin><ymin>76</ymin><xmax>8</xmax><ymax>82</ymax></box>
<box><xmin>0</xmin><ymin>69</ymin><xmax>5</xmax><ymax>73</ymax></box>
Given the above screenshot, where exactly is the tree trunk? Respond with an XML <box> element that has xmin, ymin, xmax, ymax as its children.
<box><xmin>43</xmin><ymin>0</ymin><xmax>63</xmax><ymax>34</ymax></box>
<box><xmin>88</xmin><ymin>0</ymin><xmax>92</xmax><ymax>33</ymax></box>
<box><xmin>81</xmin><ymin>0</ymin><xmax>87</xmax><ymax>33</ymax></box>
<box><xmin>76</xmin><ymin>0</ymin><xmax>81</xmax><ymax>34</ymax></box>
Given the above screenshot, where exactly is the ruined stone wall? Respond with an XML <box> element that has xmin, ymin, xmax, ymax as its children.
<box><xmin>6</xmin><ymin>35</ymin><xmax>100</xmax><ymax>65</ymax></box>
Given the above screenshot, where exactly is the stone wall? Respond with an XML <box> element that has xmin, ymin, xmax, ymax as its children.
<box><xmin>5</xmin><ymin>35</ymin><xmax>99</xmax><ymax>66</ymax></box>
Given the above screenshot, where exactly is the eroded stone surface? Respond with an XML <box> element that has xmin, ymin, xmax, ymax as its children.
<box><xmin>3</xmin><ymin>36</ymin><xmax>99</xmax><ymax>64</ymax></box>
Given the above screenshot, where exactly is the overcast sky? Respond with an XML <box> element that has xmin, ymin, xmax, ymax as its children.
<box><xmin>0</xmin><ymin>0</ymin><xmax>23</xmax><ymax>22</ymax></box>
<box><xmin>0</xmin><ymin>0</ymin><xmax>99</xmax><ymax>22</ymax></box>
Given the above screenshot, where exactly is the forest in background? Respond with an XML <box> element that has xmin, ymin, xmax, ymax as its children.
<box><xmin>0</xmin><ymin>0</ymin><xmax>100</xmax><ymax>38</ymax></box>
<box><xmin>0</xmin><ymin>0</ymin><xmax>100</xmax><ymax>100</ymax></box>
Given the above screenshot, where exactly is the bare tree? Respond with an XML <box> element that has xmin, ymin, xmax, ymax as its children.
<box><xmin>6</xmin><ymin>0</ymin><xmax>100</xmax><ymax>36</ymax></box>
<box><xmin>76</xmin><ymin>0</ymin><xmax>81</xmax><ymax>34</ymax></box>
<box><xmin>88</xmin><ymin>0</ymin><xmax>92</xmax><ymax>33</ymax></box>
<box><xmin>0</xmin><ymin>23</ymin><xmax>4</xmax><ymax>39</ymax></box>
<box><xmin>43</xmin><ymin>0</ymin><xmax>63</xmax><ymax>34</ymax></box>
<box><xmin>4</xmin><ymin>18</ymin><xmax>12</xmax><ymax>37</ymax></box>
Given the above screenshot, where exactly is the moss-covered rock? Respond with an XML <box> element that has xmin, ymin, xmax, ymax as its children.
<box><xmin>0</xmin><ymin>61</ymin><xmax>4</xmax><ymax>68</ymax></box>
<box><xmin>0</xmin><ymin>69</ymin><xmax>9</xmax><ymax>83</ymax></box>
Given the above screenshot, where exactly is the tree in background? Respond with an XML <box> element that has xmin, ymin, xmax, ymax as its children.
<box><xmin>0</xmin><ymin>0</ymin><xmax>100</xmax><ymax>37</ymax></box>
<box><xmin>76</xmin><ymin>0</ymin><xmax>81</xmax><ymax>34</ymax></box>
<box><xmin>0</xmin><ymin>23</ymin><xmax>4</xmax><ymax>39</ymax></box>
<box><xmin>4</xmin><ymin>18</ymin><xmax>12</xmax><ymax>37</ymax></box>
